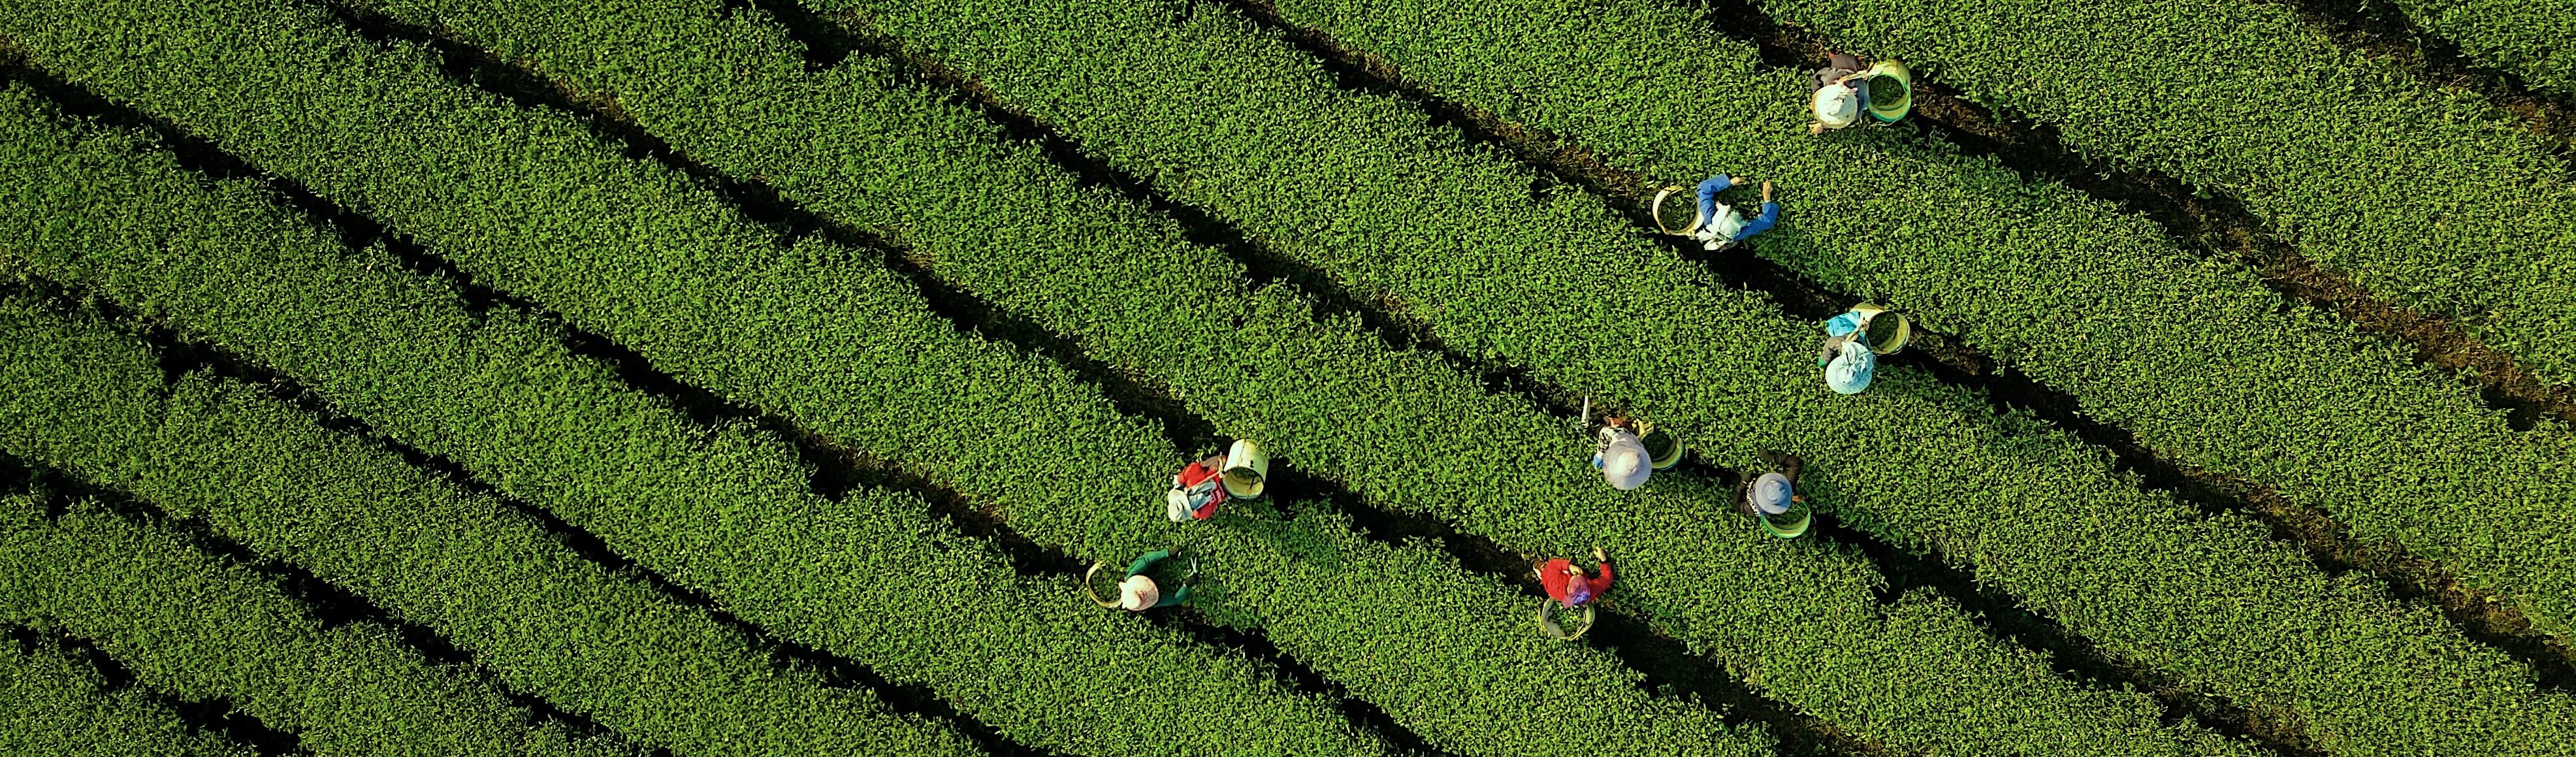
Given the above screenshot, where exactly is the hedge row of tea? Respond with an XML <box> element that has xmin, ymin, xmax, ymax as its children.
<box><xmin>0</xmin><ymin>25</ymin><xmax>1394</xmax><ymax>754</ymax></box>
<box><xmin>331</xmin><ymin>1</ymin><xmax>2278</xmax><ymax>755</ymax></box>
<box><xmin>0</xmin><ymin>83</ymin><xmax>984</xmax><ymax>757</ymax></box>
<box><xmin>0</xmin><ymin>40</ymin><xmax>1756</xmax><ymax>756</ymax></box>
<box><xmin>1</xmin><ymin>625</ymin><xmax>254</xmax><ymax>757</ymax></box>
<box><xmin>0</xmin><ymin>312</ymin><xmax>633</xmax><ymax>756</ymax></box>
<box><xmin>823</xmin><ymin>0</ymin><xmax>2576</xmax><ymax>754</ymax></box>
<box><xmin>2</xmin><ymin>0</ymin><xmax>2572</xmax><ymax>753</ymax></box>
<box><xmin>2385</xmin><ymin>0</ymin><xmax>2576</xmax><ymax>99</ymax></box>
<box><xmin>1761</xmin><ymin>0</ymin><xmax>2576</xmax><ymax>387</ymax></box>
<box><xmin>1251</xmin><ymin>0</ymin><xmax>2576</xmax><ymax>646</ymax></box>
<box><xmin>322</xmin><ymin>1</ymin><xmax>1798</xmax><ymax>754</ymax></box>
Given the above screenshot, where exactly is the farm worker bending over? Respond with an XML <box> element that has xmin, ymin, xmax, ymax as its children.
<box><xmin>1161</xmin><ymin>440</ymin><xmax>1270</xmax><ymax>522</ymax></box>
<box><xmin>1817</xmin><ymin>308</ymin><xmax>1880</xmax><ymax>395</ymax></box>
<box><xmin>1593</xmin><ymin>415</ymin><xmax>1652</xmax><ymax>491</ymax></box>
<box><xmin>1810</xmin><ymin>52</ymin><xmax>1869</xmax><ymax>135</ymax></box>
<box><xmin>1087</xmin><ymin>549</ymin><xmax>1197</xmax><ymax>612</ymax></box>
<box><xmin>1736</xmin><ymin>451</ymin><xmax>1806</xmax><ymax>517</ymax></box>
<box><xmin>1687</xmin><ymin>175</ymin><xmax>1779</xmax><ymax>251</ymax></box>
<box><xmin>1537</xmin><ymin>547</ymin><xmax>1615</xmax><ymax>609</ymax></box>
<box><xmin>1164</xmin><ymin>453</ymin><xmax>1229</xmax><ymax>523</ymax></box>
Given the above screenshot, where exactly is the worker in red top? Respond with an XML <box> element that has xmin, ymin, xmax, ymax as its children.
<box><xmin>1535</xmin><ymin>547</ymin><xmax>1614</xmax><ymax>609</ymax></box>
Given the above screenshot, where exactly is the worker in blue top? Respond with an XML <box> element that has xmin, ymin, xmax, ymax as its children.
<box><xmin>1816</xmin><ymin>307</ymin><xmax>1882</xmax><ymax>395</ymax></box>
<box><xmin>1685</xmin><ymin>175</ymin><xmax>1779</xmax><ymax>251</ymax></box>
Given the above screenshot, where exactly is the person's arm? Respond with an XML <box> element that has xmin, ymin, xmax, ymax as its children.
<box><xmin>1694</xmin><ymin>176</ymin><xmax>1731</xmax><ymax>232</ymax></box>
<box><xmin>1733</xmin><ymin>201</ymin><xmax>1781</xmax><ymax>241</ymax></box>
<box><xmin>1590</xmin><ymin>560</ymin><xmax>1614</xmax><ymax>596</ymax></box>
<box><xmin>1780</xmin><ymin>453</ymin><xmax>1802</xmax><ymax>487</ymax></box>
<box><xmin>1127</xmin><ymin>549</ymin><xmax>1170</xmax><ymax>577</ymax></box>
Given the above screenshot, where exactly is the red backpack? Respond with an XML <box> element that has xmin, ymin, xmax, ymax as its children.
<box><xmin>1165</xmin><ymin>458</ymin><xmax>1227</xmax><ymax>522</ymax></box>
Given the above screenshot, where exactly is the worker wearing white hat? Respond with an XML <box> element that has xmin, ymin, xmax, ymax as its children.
<box><xmin>1816</xmin><ymin>304</ymin><xmax>1907</xmax><ymax>395</ymax></box>
<box><xmin>1087</xmin><ymin>549</ymin><xmax>1196</xmax><ymax>612</ymax></box>
<box><xmin>1592</xmin><ymin>415</ymin><xmax>1654</xmax><ymax>491</ymax></box>
<box><xmin>1809</xmin><ymin>52</ymin><xmax>1868</xmax><ymax>135</ymax></box>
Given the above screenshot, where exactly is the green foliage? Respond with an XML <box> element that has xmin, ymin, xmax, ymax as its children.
<box><xmin>334</xmin><ymin>0</ymin><xmax>2294</xmax><ymax>754</ymax></box>
<box><xmin>0</xmin><ymin>311</ymin><xmax>632</xmax><ymax>756</ymax></box>
<box><xmin>1759</xmin><ymin>0</ymin><xmax>2576</xmax><ymax>385</ymax></box>
<box><xmin>820</xmin><ymin>0</ymin><xmax>2576</xmax><ymax>754</ymax></box>
<box><xmin>0</xmin><ymin>3</ymin><xmax>1767</xmax><ymax>754</ymax></box>
<box><xmin>1272</xmin><ymin>0</ymin><xmax>2576</xmax><ymax>687</ymax></box>
<box><xmin>0</xmin><ymin>87</ymin><xmax>975</xmax><ymax>756</ymax></box>
<box><xmin>2383</xmin><ymin>0</ymin><xmax>2576</xmax><ymax>100</ymax></box>
<box><xmin>0</xmin><ymin>622</ymin><xmax>255</xmax><ymax>757</ymax></box>
<box><xmin>0</xmin><ymin>41</ymin><xmax>1374</xmax><ymax>757</ymax></box>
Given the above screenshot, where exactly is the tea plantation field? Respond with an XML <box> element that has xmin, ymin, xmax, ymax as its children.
<box><xmin>1</xmin><ymin>0</ymin><xmax>2572</xmax><ymax>756</ymax></box>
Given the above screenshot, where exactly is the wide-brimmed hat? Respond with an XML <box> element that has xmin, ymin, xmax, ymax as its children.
<box><xmin>1813</xmin><ymin>85</ymin><xmax>1859</xmax><ymax>127</ymax></box>
<box><xmin>1600</xmin><ymin>431</ymin><xmax>1650</xmax><ymax>491</ymax></box>
<box><xmin>1117</xmin><ymin>575</ymin><xmax>1159</xmax><ymax>611</ymax></box>
<box><xmin>1826</xmin><ymin>340</ymin><xmax>1876</xmax><ymax>395</ymax></box>
<box><xmin>1221</xmin><ymin>440</ymin><xmax>1268</xmax><ymax>499</ymax></box>
<box><xmin>1751</xmin><ymin>472</ymin><xmax>1795</xmax><ymax>515</ymax></box>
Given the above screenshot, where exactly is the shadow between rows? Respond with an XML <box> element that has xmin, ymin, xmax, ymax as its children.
<box><xmin>724</xmin><ymin>1</ymin><xmax>2445</xmax><ymax>752</ymax></box>
<box><xmin>5</xmin><ymin>260</ymin><xmax>1042</xmax><ymax>755</ymax></box>
<box><xmin>33</xmin><ymin>15</ymin><xmax>1450</xmax><ymax>752</ymax></box>
<box><xmin>1157</xmin><ymin>0</ymin><xmax>2519</xmax><ymax>752</ymax></box>
<box><xmin>763</xmin><ymin>0</ymin><xmax>1594</xmax><ymax>424</ymax></box>
<box><xmin>3</xmin><ymin>620</ymin><xmax>306</xmax><ymax>757</ymax></box>
<box><xmin>1692</xmin><ymin>0</ymin><xmax>2576</xmax><ymax>430</ymax></box>
<box><xmin>318</xmin><ymin>7</ymin><xmax>1818</xmax><ymax>754</ymax></box>
<box><xmin>1677</xmin><ymin>0</ymin><xmax>2576</xmax><ymax>696</ymax></box>
<box><xmin>0</xmin><ymin>427</ymin><xmax>647</xmax><ymax>757</ymax></box>
<box><xmin>2264</xmin><ymin>0</ymin><xmax>2576</xmax><ymax>161</ymax></box>
<box><xmin>1170</xmin><ymin>0</ymin><xmax>2576</xmax><ymax>718</ymax></box>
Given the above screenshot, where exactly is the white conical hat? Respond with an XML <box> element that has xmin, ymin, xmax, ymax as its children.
<box><xmin>1600</xmin><ymin>430</ymin><xmax>1650</xmax><ymax>491</ymax></box>
<box><xmin>1117</xmin><ymin>575</ymin><xmax>1159</xmax><ymax>611</ymax></box>
<box><xmin>1813</xmin><ymin>85</ymin><xmax>1858</xmax><ymax>127</ymax></box>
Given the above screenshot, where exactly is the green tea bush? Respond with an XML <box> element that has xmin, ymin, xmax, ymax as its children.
<box><xmin>0</xmin><ymin>69</ymin><xmax>1376</xmax><ymax>757</ymax></box>
<box><xmin>0</xmin><ymin>7</ymin><xmax>1765</xmax><ymax>755</ymax></box>
<box><xmin>0</xmin><ymin>310</ymin><xmax>632</xmax><ymax>756</ymax></box>
<box><xmin>0</xmin><ymin>623</ymin><xmax>255</xmax><ymax>757</ymax></box>
<box><xmin>1266</xmin><ymin>0</ymin><xmax>2576</xmax><ymax>647</ymax></box>
<box><xmin>821</xmin><ymin>0</ymin><xmax>2576</xmax><ymax>753</ymax></box>
<box><xmin>2383</xmin><ymin>0</ymin><xmax>2576</xmax><ymax>99</ymax></box>
<box><xmin>1760</xmin><ymin>0</ymin><xmax>2576</xmax><ymax>387</ymax></box>
<box><xmin>341</xmin><ymin>0</ymin><xmax>2283</xmax><ymax>754</ymax></box>
<box><xmin>0</xmin><ymin>88</ymin><xmax>976</xmax><ymax>756</ymax></box>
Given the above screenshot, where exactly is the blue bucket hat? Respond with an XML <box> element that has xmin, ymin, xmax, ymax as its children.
<box><xmin>1826</xmin><ymin>340</ymin><xmax>1876</xmax><ymax>395</ymax></box>
<box><xmin>1751</xmin><ymin>472</ymin><xmax>1795</xmax><ymax>515</ymax></box>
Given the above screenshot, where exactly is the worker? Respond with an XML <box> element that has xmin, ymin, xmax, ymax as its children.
<box><xmin>1163</xmin><ymin>439</ymin><xmax>1270</xmax><ymax>522</ymax></box>
<box><xmin>1685</xmin><ymin>175</ymin><xmax>1779</xmax><ymax>252</ymax></box>
<box><xmin>1087</xmin><ymin>549</ymin><xmax>1197</xmax><ymax>612</ymax></box>
<box><xmin>1536</xmin><ymin>547</ymin><xmax>1614</xmax><ymax>609</ymax></box>
<box><xmin>1592</xmin><ymin>414</ymin><xmax>1653</xmax><ymax>491</ymax></box>
<box><xmin>1817</xmin><ymin>306</ymin><xmax>1882</xmax><ymax>395</ymax></box>
<box><xmin>1809</xmin><ymin>52</ymin><xmax>1869</xmax><ymax>135</ymax></box>
<box><xmin>1735</xmin><ymin>450</ymin><xmax>1806</xmax><ymax>517</ymax></box>
<box><xmin>1164</xmin><ymin>453</ymin><xmax>1229</xmax><ymax>523</ymax></box>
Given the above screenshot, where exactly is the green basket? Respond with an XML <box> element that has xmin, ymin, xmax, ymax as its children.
<box><xmin>1759</xmin><ymin>502</ymin><xmax>1814</xmax><ymax>540</ymax></box>
<box><xmin>1641</xmin><ymin>428</ymin><xmax>1686</xmax><ymax>470</ymax></box>
<box><xmin>1863</xmin><ymin>61</ymin><xmax>1914</xmax><ymax>123</ymax></box>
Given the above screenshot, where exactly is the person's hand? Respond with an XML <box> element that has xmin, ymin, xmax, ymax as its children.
<box><xmin>1808</xmin><ymin>121</ymin><xmax>1826</xmax><ymax>135</ymax></box>
<box><xmin>1761</xmin><ymin>180</ymin><xmax>1774</xmax><ymax>203</ymax></box>
<box><xmin>1591</xmin><ymin>547</ymin><xmax>1607</xmax><ymax>563</ymax></box>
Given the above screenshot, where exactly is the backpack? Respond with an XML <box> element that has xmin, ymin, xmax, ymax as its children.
<box><xmin>1164</xmin><ymin>459</ymin><xmax>1227</xmax><ymax>523</ymax></box>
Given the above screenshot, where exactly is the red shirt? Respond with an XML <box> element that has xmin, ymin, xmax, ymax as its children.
<box><xmin>1539</xmin><ymin>558</ymin><xmax>1613</xmax><ymax>606</ymax></box>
